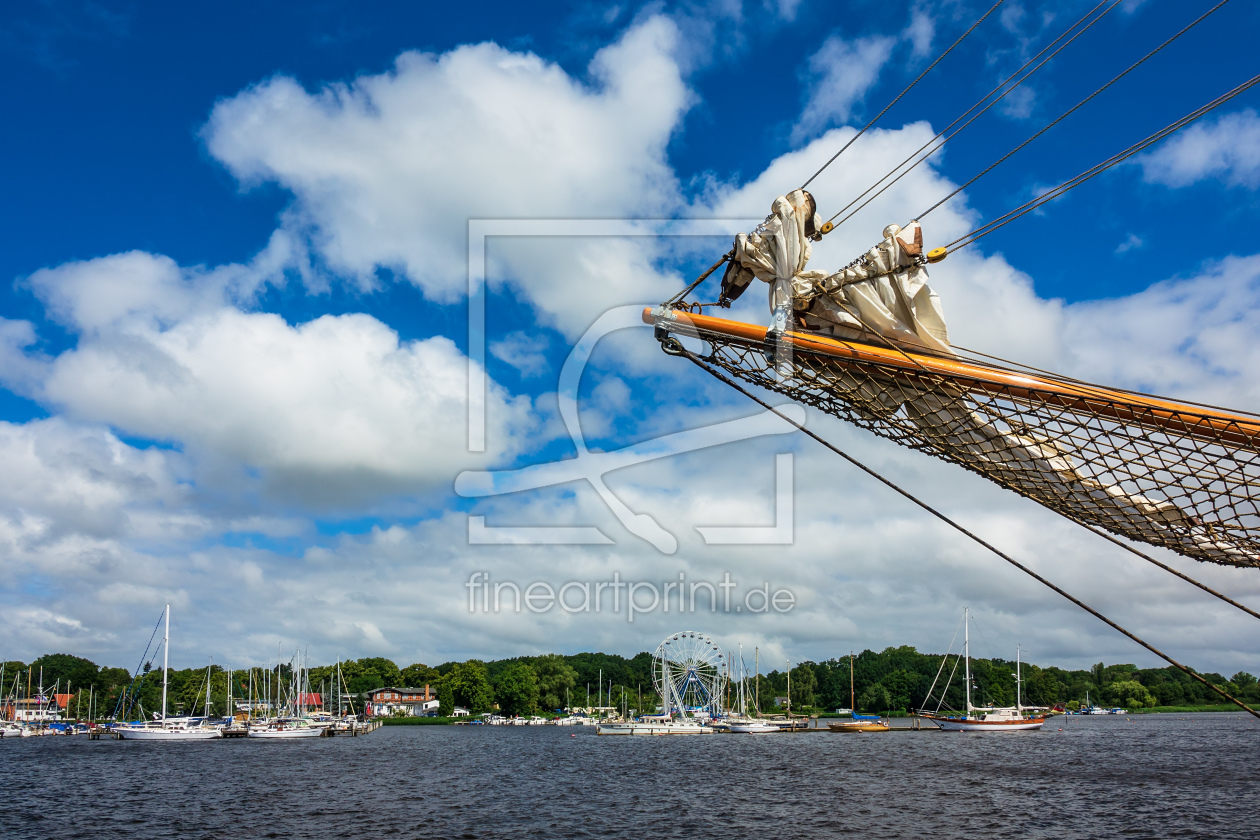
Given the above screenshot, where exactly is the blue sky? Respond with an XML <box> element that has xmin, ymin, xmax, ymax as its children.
<box><xmin>2</xmin><ymin>0</ymin><xmax>1260</xmax><ymax>674</ymax></box>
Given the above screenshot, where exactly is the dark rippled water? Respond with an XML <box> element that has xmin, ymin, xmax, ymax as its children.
<box><xmin>2</xmin><ymin>713</ymin><xmax>1258</xmax><ymax>839</ymax></box>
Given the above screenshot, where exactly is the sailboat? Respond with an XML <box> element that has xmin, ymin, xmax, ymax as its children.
<box><xmin>828</xmin><ymin>651</ymin><xmax>889</xmax><ymax>733</ymax></box>
<box><xmin>115</xmin><ymin>605</ymin><xmax>222</xmax><ymax>740</ymax></box>
<box><xmin>728</xmin><ymin>644</ymin><xmax>778</xmax><ymax>733</ymax></box>
<box><xmin>921</xmin><ymin>609</ymin><xmax>1045</xmax><ymax>732</ymax></box>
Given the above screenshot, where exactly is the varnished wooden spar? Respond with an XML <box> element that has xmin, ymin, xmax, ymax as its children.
<box><xmin>644</xmin><ymin>307</ymin><xmax>1260</xmax><ymax>451</ymax></box>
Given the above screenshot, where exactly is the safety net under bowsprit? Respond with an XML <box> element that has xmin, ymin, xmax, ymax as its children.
<box><xmin>647</xmin><ymin>307</ymin><xmax>1260</xmax><ymax>569</ymax></box>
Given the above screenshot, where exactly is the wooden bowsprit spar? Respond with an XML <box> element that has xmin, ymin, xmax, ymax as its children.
<box><xmin>648</xmin><ymin>307</ymin><xmax>1260</xmax><ymax>569</ymax></box>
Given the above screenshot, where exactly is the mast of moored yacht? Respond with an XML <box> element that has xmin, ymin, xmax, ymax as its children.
<box><xmin>754</xmin><ymin>647</ymin><xmax>759</xmax><ymax>717</ymax></box>
<box><xmin>849</xmin><ymin>651</ymin><xmax>855</xmax><ymax>714</ymax></box>
<box><xmin>204</xmin><ymin>659</ymin><xmax>213</xmax><ymax>718</ymax></box>
<box><xmin>1016</xmin><ymin>644</ymin><xmax>1022</xmax><ymax>713</ymax></box>
<box><xmin>964</xmin><ymin>607</ymin><xmax>971</xmax><ymax>715</ymax></box>
<box><xmin>161</xmin><ymin>603</ymin><xmax>170</xmax><ymax>722</ymax></box>
<box><xmin>786</xmin><ymin>659</ymin><xmax>791</xmax><ymax>717</ymax></box>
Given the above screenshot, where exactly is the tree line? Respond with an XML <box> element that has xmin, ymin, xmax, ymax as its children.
<box><xmin>6</xmin><ymin>646</ymin><xmax>1256</xmax><ymax>719</ymax></box>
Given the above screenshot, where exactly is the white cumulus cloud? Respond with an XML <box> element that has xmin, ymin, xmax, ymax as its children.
<box><xmin>7</xmin><ymin>252</ymin><xmax>540</xmax><ymax>507</ymax></box>
<box><xmin>204</xmin><ymin>16</ymin><xmax>690</xmax><ymax>325</ymax></box>
<box><xmin>1138</xmin><ymin>108</ymin><xmax>1260</xmax><ymax>189</ymax></box>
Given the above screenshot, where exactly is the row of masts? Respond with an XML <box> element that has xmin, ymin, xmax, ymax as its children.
<box><xmin>5</xmin><ymin>604</ymin><xmax>361</xmax><ymax>724</ymax></box>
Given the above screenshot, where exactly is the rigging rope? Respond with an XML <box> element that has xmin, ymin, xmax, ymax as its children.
<box><xmin>662</xmin><ymin>336</ymin><xmax>1260</xmax><ymax>720</ymax></box>
<box><xmin>920</xmin><ymin>0</ymin><xmax>1234</xmax><ymax>220</ymax></box>
<box><xmin>665</xmin><ymin>253</ymin><xmax>730</xmax><ymax>307</ymax></box>
<box><xmin>113</xmin><ymin>608</ymin><xmax>166</xmax><ymax>721</ymax></box>
<box><xmin>823</xmin><ymin>0</ymin><xmax>1124</xmax><ymax>229</ymax></box>
<box><xmin>1070</xmin><ymin>515</ymin><xmax>1260</xmax><ymax>623</ymax></box>
<box><xmin>922</xmin><ymin>613</ymin><xmax>964</xmax><ymax>709</ymax></box>
<box><xmin>945</xmin><ymin>70</ymin><xmax>1260</xmax><ymax>251</ymax></box>
<box><xmin>799</xmin><ymin>0</ymin><xmax>1007</xmax><ymax>191</ymax></box>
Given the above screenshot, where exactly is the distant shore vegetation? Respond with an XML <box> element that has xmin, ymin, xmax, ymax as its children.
<box><xmin>5</xmin><ymin>647</ymin><xmax>1256</xmax><ymax>719</ymax></box>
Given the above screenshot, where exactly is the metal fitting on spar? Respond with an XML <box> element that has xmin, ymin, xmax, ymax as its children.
<box><xmin>927</xmin><ymin>246</ymin><xmax>947</xmax><ymax>263</ymax></box>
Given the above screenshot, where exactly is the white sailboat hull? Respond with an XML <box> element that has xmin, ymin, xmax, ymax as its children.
<box><xmin>729</xmin><ymin>722</ymin><xmax>779</xmax><ymax>733</ymax></box>
<box><xmin>596</xmin><ymin>722</ymin><xmax>712</xmax><ymax>735</ymax></box>
<box><xmin>248</xmin><ymin>726</ymin><xmax>322</xmax><ymax>738</ymax></box>
<box><xmin>927</xmin><ymin>715</ymin><xmax>1044</xmax><ymax>732</ymax></box>
<box><xmin>116</xmin><ymin>726</ymin><xmax>222</xmax><ymax>740</ymax></box>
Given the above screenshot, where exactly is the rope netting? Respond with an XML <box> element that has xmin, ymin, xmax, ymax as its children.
<box><xmin>651</xmin><ymin>309</ymin><xmax>1260</xmax><ymax>568</ymax></box>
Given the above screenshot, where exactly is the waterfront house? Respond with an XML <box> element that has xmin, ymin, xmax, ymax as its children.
<box><xmin>366</xmin><ymin>686</ymin><xmax>437</xmax><ymax>716</ymax></box>
<box><xmin>9</xmin><ymin>695</ymin><xmax>65</xmax><ymax>722</ymax></box>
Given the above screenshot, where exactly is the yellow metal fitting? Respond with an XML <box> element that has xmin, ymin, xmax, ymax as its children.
<box><xmin>819</xmin><ymin>221</ymin><xmax>834</xmax><ymax>235</ymax></box>
<box><xmin>927</xmin><ymin>246</ymin><xmax>948</xmax><ymax>263</ymax></box>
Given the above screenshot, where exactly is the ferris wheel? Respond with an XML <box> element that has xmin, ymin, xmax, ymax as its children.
<box><xmin>652</xmin><ymin>631</ymin><xmax>726</xmax><ymax>719</ymax></box>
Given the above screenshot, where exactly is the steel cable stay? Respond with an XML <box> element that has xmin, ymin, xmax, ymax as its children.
<box><xmin>942</xmin><ymin>70</ymin><xmax>1260</xmax><ymax>253</ymax></box>
<box><xmin>112</xmin><ymin>608</ymin><xmax>167</xmax><ymax>721</ymax></box>
<box><xmin>661</xmin><ymin>336</ymin><xmax>1260</xmax><ymax>720</ymax></box>
<box><xmin>799</xmin><ymin>0</ymin><xmax>1008</xmax><ymax>191</ymax></box>
<box><xmin>819</xmin><ymin>0</ymin><xmax>1126</xmax><ymax>232</ymax></box>
<box><xmin>922</xmin><ymin>612</ymin><xmax>965</xmax><ymax>708</ymax></box>
<box><xmin>920</xmin><ymin>0</ymin><xmax>1236</xmax><ymax>223</ymax></box>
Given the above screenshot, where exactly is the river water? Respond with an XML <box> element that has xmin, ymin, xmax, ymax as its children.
<box><xmin>2</xmin><ymin>713</ymin><xmax>1256</xmax><ymax>839</ymax></box>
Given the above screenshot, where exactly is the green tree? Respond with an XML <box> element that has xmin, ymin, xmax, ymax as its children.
<box><xmin>439</xmin><ymin>660</ymin><xmax>494</xmax><ymax>715</ymax></box>
<box><xmin>533</xmin><ymin>654</ymin><xmax>578</xmax><ymax>710</ymax></box>
<box><xmin>358</xmin><ymin>657</ymin><xmax>403</xmax><ymax>687</ymax></box>
<box><xmin>401</xmin><ymin>663</ymin><xmax>441</xmax><ymax>687</ymax></box>
<box><xmin>494</xmin><ymin>662</ymin><xmax>540</xmax><ymax>716</ymax></box>
<box><xmin>1105</xmin><ymin>679</ymin><xmax>1156</xmax><ymax>709</ymax></box>
<box><xmin>881</xmin><ymin>669</ymin><xmax>922</xmax><ymax>712</ymax></box>
<box><xmin>789</xmin><ymin>662</ymin><xmax>817</xmax><ymax>709</ymax></box>
<box><xmin>29</xmin><ymin>653</ymin><xmax>100</xmax><ymax>693</ymax></box>
<box><xmin>342</xmin><ymin>657</ymin><xmax>402</xmax><ymax>694</ymax></box>
<box><xmin>858</xmin><ymin>684</ymin><xmax>891</xmax><ymax>713</ymax></box>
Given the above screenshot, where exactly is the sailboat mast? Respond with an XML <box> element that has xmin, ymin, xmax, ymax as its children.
<box><xmin>161</xmin><ymin>603</ymin><xmax>170</xmax><ymax>721</ymax></box>
<box><xmin>1016</xmin><ymin>644</ymin><xmax>1022</xmax><ymax>712</ymax></box>
<box><xmin>754</xmin><ymin>647</ymin><xmax>759</xmax><ymax>716</ymax></box>
<box><xmin>964</xmin><ymin>608</ymin><xmax>971</xmax><ymax>714</ymax></box>
<box><xmin>850</xmin><ymin>651</ymin><xmax>854</xmax><ymax>713</ymax></box>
